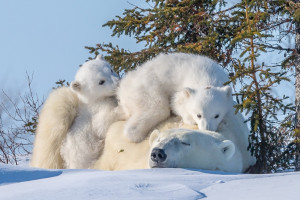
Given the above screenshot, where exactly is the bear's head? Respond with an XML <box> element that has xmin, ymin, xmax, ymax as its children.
<box><xmin>70</xmin><ymin>55</ymin><xmax>120</xmax><ymax>103</ymax></box>
<box><xmin>148</xmin><ymin>129</ymin><xmax>241</xmax><ymax>172</ymax></box>
<box><xmin>172</xmin><ymin>86</ymin><xmax>233</xmax><ymax>131</ymax></box>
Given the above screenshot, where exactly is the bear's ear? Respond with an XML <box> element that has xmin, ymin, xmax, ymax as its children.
<box><xmin>182</xmin><ymin>87</ymin><xmax>195</xmax><ymax>98</ymax></box>
<box><xmin>172</xmin><ymin>88</ymin><xmax>195</xmax><ymax>105</ymax></box>
<box><xmin>149</xmin><ymin>129</ymin><xmax>160</xmax><ymax>146</ymax></box>
<box><xmin>71</xmin><ymin>81</ymin><xmax>81</xmax><ymax>92</ymax></box>
<box><xmin>222</xmin><ymin>86</ymin><xmax>232</xmax><ymax>98</ymax></box>
<box><xmin>218</xmin><ymin>140</ymin><xmax>235</xmax><ymax>160</ymax></box>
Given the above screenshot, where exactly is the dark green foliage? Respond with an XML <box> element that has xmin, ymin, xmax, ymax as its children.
<box><xmin>86</xmin><ymin>0</ymin><xmax>237</xmax><ymax>72</ymax></box>
<box><xmin>228</xmin><ymin>1</ymin><xmax>298</xmax><ymax>173</ymax></box>
<box><xmin>53</xmin><ymin>80</ymin><xmax>70</xmax><ymax>89</ymax></box>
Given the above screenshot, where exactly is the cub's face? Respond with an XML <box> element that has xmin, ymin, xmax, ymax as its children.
<box><xmin>71</xmin><ymin>56</ymin><xmax>120</xmax><ymax>103</ymax></box>
<box><xmin>177</xmin><ymin>86</ymin><xmax>233</xmax><ymax>131</ymax></box>
<box><xmin>148</xmin><ymin>129</ymin><xmax>236</xmax><ymax>171</ymax></box>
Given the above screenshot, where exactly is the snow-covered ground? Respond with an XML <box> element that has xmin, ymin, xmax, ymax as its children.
<box><xmin>1</xmin><ymin>164</ymin><xmax>299</xmax><ymax>200</ymax></box>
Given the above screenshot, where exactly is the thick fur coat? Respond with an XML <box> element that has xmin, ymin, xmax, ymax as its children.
<box><xmin>31</xmin><ymin>86</ymin><xmax>78</xmax><ymax>169</ymax></box>
<box><xmin>31</xmin><ymin>56</ymin><xmax>120</xmax><ymax>169</ymax></box>
<box><xmin>118</xmin><ymin>53</ymin><xmax>230</xmax><ymax>142</ymax></box>
<box><xmin>93</xmin><ymin>116</ymin><xmax>255</xmax><ymax>172</ymax></box>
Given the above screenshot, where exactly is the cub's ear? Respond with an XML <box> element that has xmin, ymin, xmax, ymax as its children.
<box><xmin>222</xmin><ymin>86</ymin><xmax>232</xmax><ymax>98</ymax></box>
<box><xmin>218</xmin><ymin>140</ymin><xmax>235</xmax><ymax>160</ymax></box>
<box><xmin>182</xmin><ymin>87</ymin><xmax>195</xmax><ymax>98</ymax></box>
<box><xmin>71</xmin><ymin>81</ymin><xmax>81</xmax><ymax>92</ymax></box>
<box><xmin>172</xmin><ymin>87</ymin><xmax>195</xmax><ymax>105</ymax></box>
<box><xmin>149</xmin><ymin>129</ymin><xmax>160</xmax><ymax>146</ymax></box>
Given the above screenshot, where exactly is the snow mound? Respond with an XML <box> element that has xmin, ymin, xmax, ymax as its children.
<box><xmin>0</xmin><ymin>164</ymin><xmax>299</xmax><ymax>200</ymax></box>
<box><xmin>0</xmin><ymin>164</ymin><xmax>62</xmax><ymax>185</ymax></box>
<box><xmin>202</xmin><ymin>173</ymin><xmax>299</xmax><ymax>200</ymax></box>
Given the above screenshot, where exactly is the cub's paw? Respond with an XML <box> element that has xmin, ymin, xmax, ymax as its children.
<box><xmin>124</xmin><ymin>123</ymin><xmax>148</xmax><ymax>143</ymax></box>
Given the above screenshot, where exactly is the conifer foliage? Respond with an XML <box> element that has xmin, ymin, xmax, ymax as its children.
<box><xmin>86</xmin><ymin>0</ymin><xmax>300</xmax><ymax>173</ymax></box>
<box><xmin>291</xmin><ymin>0</ymin><xmax>300</xmax><ymax>171</ymax></box>
<box><xmin>228</xmin><ymin>0</ymin><xmax>296</xmax><ymax>173</ymax></box>
<box><xmin>86</xmin><ymin>0</ymin><xmax>236</xmax><ymax>72</ymax></box>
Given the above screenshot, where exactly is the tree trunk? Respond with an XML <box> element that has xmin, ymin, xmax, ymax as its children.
<box><xmin>295</xmin><ymin>20</ymin><xmax>300</xmax><ymax>171</ymax></box>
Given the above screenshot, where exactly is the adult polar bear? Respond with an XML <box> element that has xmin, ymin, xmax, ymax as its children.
<box><xmin>93</xmin><ymin>117</ymin><xmax>255</xmax><ymax>173</ymax></box>
<box><xmin>118</xmin><ymin>53</ymin><xmax>233</xmax><ymax>143</ymax></box>
<box><xmin>31</xmin><ymin>56</ymin><xmax>120</xmax><ymax>169</ymax></box>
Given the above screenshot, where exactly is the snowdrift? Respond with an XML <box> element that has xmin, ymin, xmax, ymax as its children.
<box><xmin>1</xmin><ymin>164</ymin><xmax>299</xmax><ymax>200</ymax></box>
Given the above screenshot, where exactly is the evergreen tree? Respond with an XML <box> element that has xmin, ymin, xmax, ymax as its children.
<box><xmin>291</xmin><ymin>0</ymin><xmax>300</xmax><ymax>171</ymax></box>
<box><xmin>295</xmin><ymin>22</ymin><xmax>300</xmax><ymax>171</ymax></box>
<box><xmin>228</xmin><ymin>0</ymin><xmax>296</xmax><ymax>173</ymax></box>
<box><xmin>86</xmin><ymin>0</ymin><xmax>299</xmax><ymax>173</ymax></box>
<box><xmin>86</xmin><ymin>0</ymin><xmax>236</xmax><ymax>72</ymax></box>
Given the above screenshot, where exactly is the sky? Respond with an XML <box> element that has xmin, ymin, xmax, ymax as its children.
<box><xmin>0</xmin><ymin>0</ymin><xmax>295</xmax><ymax>105</ymax></box>
<box><xmin>0</xmin><ymin>0</ymin><xmax>146</xmax><ymax>99</ymax></box>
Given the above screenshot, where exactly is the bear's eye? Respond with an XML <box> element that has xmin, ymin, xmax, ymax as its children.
<box><xmin>214</xmin><ymin>114</ymin><xmax>219</xmax><ymax>119</ymax></box>
<box><xmin>197</xmin><ymin>114</ymin><xmax>202</xmax><ymax>119</ymax></box>
<box><xmin>181</xmin><ymin>142</ymin><xmax>190</xmax><ymax>146</ymax></box>
<box><xmin>99</xmin><ymin>80</ymin><xmax>105</xmax><ymax>85</ymax></box>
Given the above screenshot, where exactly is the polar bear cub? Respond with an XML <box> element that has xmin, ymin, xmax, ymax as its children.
<box><xmin>118</xmin><ymin>53</ymin><xmax>230</xmax><ymax>142</ymax></box>
<box><xmin>30</xmin><ymin>55</ymin><xmax>120</xmax><ymax>169</ymax></box>
<box><xmin>60</xmin><ymin>55</ymin><xmax>120</xmax><ymax>169</ymax></box>
<box><xmin>171</xmin><ymin>86</ymin><xmax>256</xmax><ymax>168</ymax></box>
<box><xmin>171</xmin><ymin>86</ymin><xmax>233</xmax><ymax>131</ymax></box>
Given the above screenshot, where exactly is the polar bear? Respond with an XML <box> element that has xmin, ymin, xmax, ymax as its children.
<box><xmin>31</xmin><ymin>56</ymin><xmax>120</xmax><ymax>169</ymax></box>
<box><xmin>93</xmin><ymin>117</ymin><xmax>255</xmax><ymax>172</ymax></box>
<box><xmin>171</xmin><ymin>86</ymin><xmax>233</xmax><ymax>131</ymax></box>
<box><xmin>30</xmin><ymin>87</ymin><xmax>78</xmax><ymax>169</ymax></box>
<box><xmin>148</xmin><ymin>129</ymin><xmax>242</xmax><ymax>172</ymax></box>
<box><xmin>171</xmin><ymin>86</ymin><xmax>256</xmax><ymax>168</ymax></box>
<box><xmin>118</xmin><ymin>53</ymin><xmax>230</xmax><ymax>142</ymax></box>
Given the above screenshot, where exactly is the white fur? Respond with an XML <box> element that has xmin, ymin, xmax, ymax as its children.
<box><xmin>218</xmin><ymin>110</ymin><xmax>256</xmax><ymax>170</ymax></box>
<box><xmin>71</xmin><ymin>55</ymin><xmax>119</xmax><ymax>104</ymax></box>
<box><xmin>171</xmin><ymin>85</ymin><xmax>256</xmax><ymax>169</ymax></box>
<box><xmin>31</xmin><ymin>86</ymin><xmax>78</xmax><ymax>169</ymax></box>
<box><xmin>171</xmin><ymin>86</ymin><xmax>233</xmax><ymax>131</ymax></box>
<box><xmin>93</xmin><ymin>117</ymin><xmax>255</xmax><ymax>173</ymax></box>
<box><xmin>60</xmin><ymin>56</ymin><xmax>120</xmax><ymax>169</ymax></box>
<box><xmin>60</xmin><ymin>96</ymin><xmax>118</xmax><ymax>169</ymax></box>
<box><xmin>149</xmin><ymin>129</ymin><xmax>242</xmax><ymax>173</ymax></box>
<box><xmin>31</xmin><ymin>56</ymin><xmax>120</xmax><ymax>169</ymax></box>
<box><xmin>118</xmin><ymin>53</ymin><xmax>229</xmax><ymax>142</ymax></box>
<box><xmin>92</xmin><ymin>118</ymin><xmax>199</xmax><ymax>170</ymax></box>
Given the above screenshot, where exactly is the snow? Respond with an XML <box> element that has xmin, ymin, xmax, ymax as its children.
<box><xmin>203</xmin><ymin>173</ymin><xmax>299</xmax><ymax>200</ymax></box>
<box><xmin>1</xmin><ymin>164</ymin><xmax>299</xmax><ymax>200</ymax></box>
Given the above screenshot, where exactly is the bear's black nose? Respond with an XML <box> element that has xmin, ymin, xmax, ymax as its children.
<box><xmin>151</xmin><ymin>148</ymin><xmax>167</xmax><ymax>163</ymax></box>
